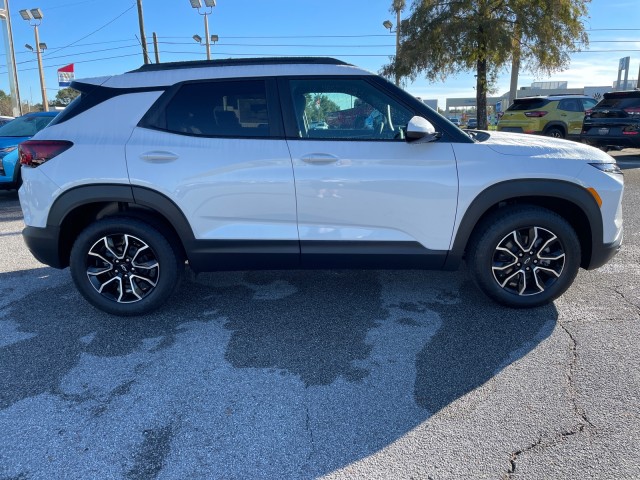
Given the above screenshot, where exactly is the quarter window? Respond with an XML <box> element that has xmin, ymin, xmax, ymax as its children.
<box><xmin>159</xmin><ymin>80</ymin><xmax>270</xmax><ymax>137</ymax></box>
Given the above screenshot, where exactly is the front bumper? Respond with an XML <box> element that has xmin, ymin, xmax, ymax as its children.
<box><xmin>587</xmin><ymin>228</ymin><xmax>623</xmax><ymax>270</ymax></box>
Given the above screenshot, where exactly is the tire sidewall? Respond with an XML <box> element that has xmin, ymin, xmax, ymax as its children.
<box><xmin>469</xmin><ymin>207</ymin><xmax>581</xmax><ymax>308</ymax></box>
<box><xmin>70</xmin><ymin>217</ymin><xmax>181</xmax><ymax>316</ymax></box>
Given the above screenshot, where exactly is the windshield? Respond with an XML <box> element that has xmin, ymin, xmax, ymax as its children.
<box><xmin>0</xmin><ymin>115</ymin><xmax>54</xmax><ymax>137</ymax></box>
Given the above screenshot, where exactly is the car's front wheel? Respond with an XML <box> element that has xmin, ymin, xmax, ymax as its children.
<box><xmin>70</xmin><ymin>217</ymin><xmax>183</xmax><ymax>316</ymax></box>
<box><xmin>467</xmin><ymin>206</ymin><xmax>581</xmax><ymax>308</ymax></box>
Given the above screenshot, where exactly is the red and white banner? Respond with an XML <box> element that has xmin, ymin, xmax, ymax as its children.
<box><xmin>57</xmin><ymin>64</ymin><xmax>74</xmax><ymax>87</ymax></box>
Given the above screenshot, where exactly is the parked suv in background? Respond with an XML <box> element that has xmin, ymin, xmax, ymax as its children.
<box><xmin>18</xmin><ymin>58</ymin><xmax>623</xmax><ymax>316</ymax></box>
<box><xmin>581</xmin><ymin>90</ymin><xmax>640</xmax><ymax>150</ymax></box>
<box><xmin>498</xmin><ymin>95</ymin><xmax>598</xmax><ymax>139</ymax></box>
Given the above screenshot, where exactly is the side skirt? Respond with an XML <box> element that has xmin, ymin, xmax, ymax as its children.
<box><xmin>186</xmin><ymin>240</ymin><xmax>448</xmax><ymax>272</ymax></box>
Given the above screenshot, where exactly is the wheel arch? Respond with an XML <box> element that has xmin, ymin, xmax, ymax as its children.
<box><xmin>445</xmin><ymin>179</ymin><xmax>602</xmax><ymax>270</ymax></box>
<box><xmin>48</xmin><ymin>184</ymin><xmax>193</xmax><ymax>268</ymax></box>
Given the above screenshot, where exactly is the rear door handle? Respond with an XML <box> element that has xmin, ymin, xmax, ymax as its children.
<box><xmin>301</xmin><ymin>153</ymin><xmax>339</xmax><ymax>164</ymax></box>
<box><xmin>140</xmin><ymin>151</ymin><xmax>179</xmax><ymax>162</ymax></box>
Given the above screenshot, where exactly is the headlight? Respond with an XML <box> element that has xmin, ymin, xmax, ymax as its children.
<box><xmin>589</xmin><ymin>162</ymin><xmax>622</xmax><ymax>175</ymax></box>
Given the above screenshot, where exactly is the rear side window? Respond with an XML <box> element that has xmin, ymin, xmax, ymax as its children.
<box><xmin>507</xmin><ymin>99</ymin><xmax>550</xmax><ymax>111</ymax></box>
<box><xmin>150</xmin><ymin>80</ymin><xmax>271</xmax><ymax>138</ymax></box>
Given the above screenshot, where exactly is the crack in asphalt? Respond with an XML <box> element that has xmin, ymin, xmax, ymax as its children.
<box><xmin>613</xmin><ymin>286</ymin><xmax>640</xmax><ymax>316</ymax></box>
<box><xmin>504</xmin><ymin>320</ymin><xmax>595</xmax><ymax>478</ymax></box>
<box><xmin>305</xmin><ymin>404</ymin><xmax>315</xmax><ymax>463</ymax></box>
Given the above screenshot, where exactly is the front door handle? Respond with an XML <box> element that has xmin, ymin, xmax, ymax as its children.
<box><xmin>301</xmin><ymin>153</ymin><xmax>339</xmax><ymax>164</ymax></box>
<box><xmin>139</xmin><ymin>151</ymin><xmax>179</xmax><ymax>163</ymax></box>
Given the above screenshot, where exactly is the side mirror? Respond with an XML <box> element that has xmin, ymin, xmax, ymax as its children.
<box><xmin>406</xmin><ymin>116</ymin><xmax>439</xmax><ymax>143</ymax></box>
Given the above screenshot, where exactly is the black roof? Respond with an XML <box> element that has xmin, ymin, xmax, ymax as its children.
<box><xmin>128</xmin><ymin>57</ymin><xmax>351</xmax><ymax>73</ymax></box>
<box><xmin>603</xmin><ymin>90</ymin><xmax>640</xmax><ymax>99</ymax></box>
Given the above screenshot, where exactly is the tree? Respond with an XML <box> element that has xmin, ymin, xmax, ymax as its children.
<box><xmin>304</xmin><ymin>94</ymin><xmax>340</xmax><ymax>123</ymax></box>
<box><xmin>383</xmin><ymin>0</ymin><xmax>589</xmax><ymax>129</ymax></box>
<box><xmin>0</xmin><ymin>90</ymin><xmax>11</xmax><ymax>116</ymax></box>
<box><xmin>54</xmin><ymin>87</ymin><xmax>80</xmax><ymax>107</ymax></box>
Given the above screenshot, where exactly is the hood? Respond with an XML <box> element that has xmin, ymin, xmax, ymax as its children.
<box><xmin>483</xmin><ymin>131</ymin><xmax>612</xmax><ymax>163</ymax></box>
<box><xmin>0</xmin><ymin>136</ymin><xmax>28</xmax><ymax>151</ymax></box>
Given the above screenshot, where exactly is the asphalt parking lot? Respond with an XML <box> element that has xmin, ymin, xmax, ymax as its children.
<box><xmin>0</xmin><ymin>150</ymin><xmax>639</xmax><ymax>479</ymax></box>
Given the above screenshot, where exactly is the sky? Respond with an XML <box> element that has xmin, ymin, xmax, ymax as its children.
<box><xmin>0</xmin><ymin>0</ymin><xmax>639</xmax><ymax>110</ymax></box>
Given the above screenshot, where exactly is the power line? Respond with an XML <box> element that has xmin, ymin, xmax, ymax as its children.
<box><xmin>43</xmin><ymin>3</ymin><xmax>136</xmax><ymax>58</ymax></box>
<box><xmin>157</xmin><ymin>41</ymin><xmax>396</xmax><ymax>48</ymax></box>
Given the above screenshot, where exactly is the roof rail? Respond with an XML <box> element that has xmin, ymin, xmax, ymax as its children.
<box><xmin>128</xmin><ymin>57</ymin><xmax>351</xmax><ymax>73</ymax></box>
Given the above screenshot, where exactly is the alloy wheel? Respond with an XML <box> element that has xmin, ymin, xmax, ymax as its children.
<box><xmin>491</xmin><ymin>226</ymin><xmax>565</xmax><ymax>296</ymax></box>
<box><xmin>86</xmin><ymin>233</ymin><xmax>160</xmax><ymax>303</ymax></box>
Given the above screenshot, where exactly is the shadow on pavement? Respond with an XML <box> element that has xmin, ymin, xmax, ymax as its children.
<box><xmin>0</xmin><ymin>266</ymin><xmax>557</xmax><ymax>478</ymax></box>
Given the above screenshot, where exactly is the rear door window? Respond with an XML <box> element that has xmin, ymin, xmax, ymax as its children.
<box><xmin>149</xmin><ymin>80</ymin><xmax>273</xmax><ymax>138</ymax></box>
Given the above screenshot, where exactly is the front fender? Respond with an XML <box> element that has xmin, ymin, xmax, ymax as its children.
<box><xmin>444</xmin><ymin>179</ymin><xmax>602</xmax><ymax>269</ymax></box>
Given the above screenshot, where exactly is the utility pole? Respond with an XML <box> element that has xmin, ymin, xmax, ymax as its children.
<box><xmin>153</xmin><ymin>32</ymin><xmax>160</xmax><ymax>63</ymax></box>
<box><xmin>0</xmin><ymin>0</ymin><xmax>22</xmax><ymax>116</ymax></box>
<box><xmin>136</xmin><ymin>0</ymin><xmax>149</xmax><ymax>64</ymax></box>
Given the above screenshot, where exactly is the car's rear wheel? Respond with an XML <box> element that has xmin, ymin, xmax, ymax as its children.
<box><xmin>544</xmin><ymin>127</ymin><xmax>565</xmax><ymax>139</ymax></box>
<box><xmin>70</xmin><ymin>217</ymin><xmax>183</xmax><ymax>316</ymax></box>
<box><xmin>467</xmin><ymin>206</ymin><xmax>581</xmax><ymax>308</ymax></box>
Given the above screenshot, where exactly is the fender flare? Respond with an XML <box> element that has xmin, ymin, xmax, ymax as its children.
<box><xmin>47</xmin><ymin>184</ymin><xmax>196</xmax><ymax>259</ymax></box>
<box><xmin>444</xmin><ymin>179</ymin><xmax>602</xmax><ymax>269</ymax></box>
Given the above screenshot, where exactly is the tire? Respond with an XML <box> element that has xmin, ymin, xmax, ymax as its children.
<box><xmin>544</xmin><ymin>127</ymin><xmax>565</xmax><ymax>139</ymax></box>
<box><xmin>70</xmin><ymin>217</ymin><xmax>184</xmax><ymax>316</ymax></box>
<box><xmin>467</xmin><ymin>206</ymin><xmax>581</xmax><ymax>308</ymax></box>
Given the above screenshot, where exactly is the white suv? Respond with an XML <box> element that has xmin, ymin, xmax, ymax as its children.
<box><xmin>17</xmin><ymin>58</ymin><xmax>624</xmax><ymax>316</ymax></box>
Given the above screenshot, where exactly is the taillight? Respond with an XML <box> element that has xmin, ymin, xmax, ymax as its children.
<box><xmin>623</xmin><ymin>107</ymin><xmax>640</xmax><ymax>116</ymax></box>
<box><xmin>584</xmin><ymin>109</ymin><xmax>593</xmax><ymax>117</ymax></box>
<box><xmin>524</xmin><ymin>111</ymin><xmax>548</xmax><ymax>117</ymax></box>
<box><xmin>19</xmin><ymin>140</ymin><xmax>73</xmax><ymax>167</ymax></box>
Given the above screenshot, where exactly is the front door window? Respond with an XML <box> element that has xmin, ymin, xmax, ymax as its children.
<box><xmin>288</xmin><ymin>79</ymin><xmax>413</xmax><ymax>141</ymax></box>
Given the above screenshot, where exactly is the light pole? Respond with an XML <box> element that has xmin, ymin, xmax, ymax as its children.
<box><xmin>19</xmin><ymin>8</ymin><xmax>48</xmax><ymax>111</ymax></box>
<box><xmin>192</xmin><ymin>34</ymin><xmax>218</xmax><ymax>56</ymax></box>
<box><xmin>0</xmin><ymin>0</ymin><xmax>22</xmax><ymax>116</ymax></box>
<box><xmin>189</xmin><ymin>0</ymin><xmax>216</xmax><ymax>60</ymax></box>
<box><xmin>383</xmin><ymin>15</ymin><xmax>401</xmax><ymax>86</ymax></box>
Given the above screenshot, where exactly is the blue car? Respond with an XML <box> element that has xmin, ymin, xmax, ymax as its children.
<box><xmin>0</xmin><ymin>111</ymin><xmax>58</xmax><ymax>189</ymax></box>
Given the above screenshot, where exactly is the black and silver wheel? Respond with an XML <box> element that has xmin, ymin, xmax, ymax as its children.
<box><xmin>468</xmin><ymin>206</ymin><xmax>581</xmax><ymax>308</ymax></box>
<box><xmin>70</xmin><ymin>217</ymin><xmax>183</xmax><ymax>316</ymax></box>
<box><xmin>544</xmin><ymin>127</ymin><xmax>565</xmax><ymax>139</ymax></box>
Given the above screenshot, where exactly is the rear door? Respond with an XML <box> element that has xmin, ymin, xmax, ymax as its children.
<box><xmin>126</xmin><ymin>78</ymin><xmax>299</xmax><ymax>266</ymax></box>
<box><xmin>280</xmin><ymin>76</ymin><xmax>458</xmax><ymax>268</ymax></box>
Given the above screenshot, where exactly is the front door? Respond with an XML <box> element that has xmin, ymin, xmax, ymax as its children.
<box><xmin>281</xmin><ymin>77</ymin><xmax>459</xmax><ymax>267</ymax></box>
